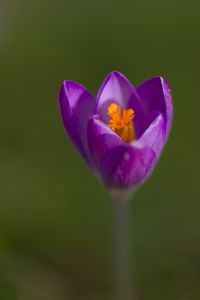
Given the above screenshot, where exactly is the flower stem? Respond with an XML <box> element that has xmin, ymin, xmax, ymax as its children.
<box><xmin>112</xmin><ymin>191</ymin><xmax>133</xmax><ymax>300</ymax></box>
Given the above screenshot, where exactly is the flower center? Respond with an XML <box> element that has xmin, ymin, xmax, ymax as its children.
<box><xmin>107</xmin><ymin>103</ymin><xmax>136</xmax><ymax>143</ymax></box>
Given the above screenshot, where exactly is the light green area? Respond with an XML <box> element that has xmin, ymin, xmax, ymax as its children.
<box><xmin>0</xmin><ymin>0</ymin><xmax>200</xmax><ymax>299</ymax></box>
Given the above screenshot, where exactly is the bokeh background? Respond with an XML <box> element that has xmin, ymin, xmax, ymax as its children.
<box><xmin>0</xmin><ymin>0</ymin><xmax>200</xmax><ymax>299</ymax></box>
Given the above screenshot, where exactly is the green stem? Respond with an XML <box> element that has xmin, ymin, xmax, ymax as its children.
<box><xmin>112</xmin><ymin>191</ymin><xmax>133</xmax><ymax>300</ymax></box>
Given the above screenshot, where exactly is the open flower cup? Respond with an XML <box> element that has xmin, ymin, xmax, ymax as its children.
<box><xmin>59</xmin><ymin>71</ymin><xmax>173</xmax><ymax>190</ymax></box>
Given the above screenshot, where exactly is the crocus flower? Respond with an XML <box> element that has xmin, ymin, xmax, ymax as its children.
<box><xmin>59</xmin><ymin>71</ymin><xmax>173</xmax><ymax>189</ymax></box>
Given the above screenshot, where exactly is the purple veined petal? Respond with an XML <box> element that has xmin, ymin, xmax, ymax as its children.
<box><xmin>136</xmin><ymin>111</ymin><xmax>166</xmax><ymax>159</ymax></box>
<box><xmin>59</xmin><ymin>80</ymin><xmax>95</xmax><ymax>165</ymax></box>
<box><xmin>95</xmin><ymin>71</ymin><xmax>145</xmax><ymax>135</ymax></box>
<box><xmin>87</xmin><ymin>111</ymin><xmax>165</xmax><ymax>188</ymax></box>
<box><xmin>137</xmin><ymin>77</ymin><xmax>173</xmax><ymax>139</ymax></box>
<box><xmin>87</xmin><ymin>114</ymin><xmax>158</xmax><ymax>188</ymax></box>
<box><xmin>87</xmin><ymin>114</ymin><xmax>124</xmax><ymax>169</ymax></box>
<box><xmin>99</xmin><ymin>142</ymin><xmax>156</xmax><ymax>188</ymax></box>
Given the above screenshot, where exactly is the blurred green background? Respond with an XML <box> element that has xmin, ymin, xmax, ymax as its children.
<box><xmin>0</xmin><ymin>0</ymin><xmax>200</xmax><ymax>299</ymax></box>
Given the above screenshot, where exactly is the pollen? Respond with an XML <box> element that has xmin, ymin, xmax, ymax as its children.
<box><xmin>107</xmin><ymin>103</ymin><xmax>136</xmax><ymax>143</ymax></box>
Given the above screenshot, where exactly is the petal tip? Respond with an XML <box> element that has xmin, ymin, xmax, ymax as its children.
<box><xmin>100</xmin><ymin>70</ymin><xmax>129</xmax><ymax>86</ymax></box>
<box><xmin>108</xmin><ymin>70</ymin><xmax>131</xmax><ymax>82</ymax></box>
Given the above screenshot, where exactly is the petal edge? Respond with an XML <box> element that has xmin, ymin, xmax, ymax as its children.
<box><xmin>59</xmin><ymin>80</ymin><xmax>95</xmax><ymax>164</ymax></box>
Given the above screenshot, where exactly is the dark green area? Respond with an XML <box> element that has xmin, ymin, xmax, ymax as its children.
<box><xmin>0</xmin><ymin>0</ymin><xmax>200</xmax><ymax>299</ymax></box>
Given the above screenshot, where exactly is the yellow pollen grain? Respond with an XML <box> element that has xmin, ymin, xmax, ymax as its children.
<box><xmin>107</xmin><ymin>103</ymin><xmax>136</xmax><ymax>143</ymax></box>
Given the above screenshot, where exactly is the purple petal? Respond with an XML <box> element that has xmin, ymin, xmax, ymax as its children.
<box><xmin>137</xmin><ymin>77</ymin><xmax>173</xmax><ymax>139</ymax></box>
<box><xmin>99</xmin><ymin>143</ymin><xmax>156</xmax><ymax>188</ymax></box>
<box><xmin>137</xmin><ymin>111</ymin><xmax>166</xmax><ymax>159</ymax></box>
<box><xmin>95</xmin><ymin>71</ymin><xmax>145</xmax><ymax>135</ymax></box>
<box><xmin>87</xmin><ymin>115</ymin><xmax>123</xmax><ymax>169</ymax></box>
<box><xmin>59</xmin><ymin>80</ymin><xmax>95</xmax><ymax>164</ymax></box>
<box><xmin>87</xmin><ymin>114</ymin><xmax>158</xmax><ymax>188</ymax></box>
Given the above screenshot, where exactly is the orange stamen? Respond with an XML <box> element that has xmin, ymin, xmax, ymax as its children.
<box><xmin>107</xmin><ymin>103</ymin><xmax>136</xmax><ymax>143</ymax></box>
